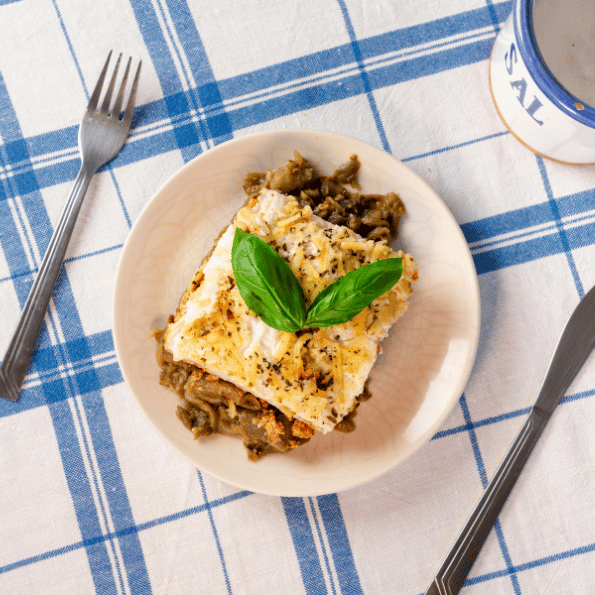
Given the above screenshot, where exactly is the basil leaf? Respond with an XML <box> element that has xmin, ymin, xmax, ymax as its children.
<box><xmin>305</xmin><ymin>257</ymin><xmax>403</xmax><ymax>328</ymax></box>
<box><xmin>231</xmin><ymin>228</ymin><xmax>306</xmax><ymax>332</ymax></box>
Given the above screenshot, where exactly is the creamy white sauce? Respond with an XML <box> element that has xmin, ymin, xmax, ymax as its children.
<box><xmin>171</xmin><ymin>190</ymin><xmax>289</xmax><ymax>361</ymax></box>
<box><xmin>243</xmin><ymin>316</ymin><xmax>283</xmax><ymax>360</ymax></box>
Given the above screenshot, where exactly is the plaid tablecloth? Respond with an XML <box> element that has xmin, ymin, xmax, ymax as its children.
<box><xmin>2</xmin><ymin>0</ymin><xmax>595</xmax><ymax>593</ymax></box>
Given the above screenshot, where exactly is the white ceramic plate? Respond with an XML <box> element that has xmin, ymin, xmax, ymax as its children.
<box><xmin>113</xmin><ymin>129</ymin><xmax>481</xmax><ymax>497</ymax></box>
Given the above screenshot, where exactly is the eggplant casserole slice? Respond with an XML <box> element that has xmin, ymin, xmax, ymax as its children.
<box><xmin>152</xmin><ymin>153</ymin><xmax>418</xmax><ymax>460</ymax></box>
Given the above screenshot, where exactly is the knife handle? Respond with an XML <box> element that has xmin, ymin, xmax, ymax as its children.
<box><xmin>425</xmin><ymin>407</ymin><xmax>548</xmax><ymax>595</ymax></box>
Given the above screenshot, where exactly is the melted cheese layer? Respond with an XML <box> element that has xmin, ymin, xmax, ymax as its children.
<box><xmin>164</xmin><ymin>189</ymin><xmax>417</xmax><ymax>433</ymax></box>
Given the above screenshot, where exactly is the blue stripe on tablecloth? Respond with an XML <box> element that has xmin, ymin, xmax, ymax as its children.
<box><xmin>43</xmin><ymin>273</ymin><xmax>147</xmax><ymax>594</ymax></box>
<box><xmin>458</xmin><ymin>394</ymin><xmax>487</xmax><ymax>489</ymax></box>
<box><xmin>492</xmin><ymin>521</ymin><xmax>521</xmax><ymax>595</ymax></box>
<box><xmin>79</xmin><ymin>391</ymin><xmax>153</xmax><ymax>594</ymax></box>
<box><xmin>356</xmin><ymin>2</ymin><xmax>511</xmax><ymax>63</ymax></box>
<box><xmin>463</xmin><ymin>188</ymin><xmax>595</xmax><ymax>244</ymax></box>
<box><xmin>336</xmin><ymin>0</ymin><xmax>390</xmax><ymax>153</ymax></box>
<box><xmin>464</xmin><ymin>179</ymin><xmax>595</xmax><ymax>277</ymax></box>
<box><xmin>535</xmin><ymin>156</ymin><xmax>585</xmax><ymax>298</ymax></box>
<box><xmin>308</xmin><ymin>498</ymin><xmax>338</xmax><ymax>595</ymax></box>
<box><xmin>198</xmin><ymin>472</ymin><xmax>233</xmax><ymax>595</ymax></box>
<box><xmin>43</xmin><ymin>306</ymin><xmax>150</xmax><ymax>594</ymax></box>
<box><xmin>215</xmin><ymin>26</ymin><xmax>487</xmax><ymax>115</ymax></box>
<box><xmin>33</xmin><ymin>353</ymin><xmax>116</xmax><ymax>385</ymax></box>
<box><xmin>464</xmin><ymin>203</ymin><xmax>556</xmax><ymax>245</ymax></box>
<box><xmin>459</xmin><ymin>394</ymin><xmax>522</xmax><ymax>593</ymax></box>
<box><xmin>221</xmin><ymin>38</ymin><xmax>498</xmax><ymax>135</ymax></box>
<box><xmin>484</xmin><ymin>0</ymin><xmax>504</xmax><ymax>33</ymax></box>
<box><xmin>153</xmin><ymin>0</ymin><xmax>211</xmax><ymax>151</ymax></box>
<box><xmin>215</xmin><ymin>3</ymin><xmax>511</xmax><ymax>101</ymax></box>
<box><xmin>317</xmin><ymin>495</ymin><xmax>364</xmax><ymax>595</ymax></box>
<box><xmin>471</xmin><ymin>216</ymin><xmax>595</xmax><ymax>275</ymax></box>
<box><xmin>46</xmin><ymin>247</ymin><xmax>149</xmax><ymax>585</ymax></box>
<box><xmin>48</xmin><ymin>397</ymin><xmax>119</xmax><ymax>595</ymax></box>
<box><xmin>129</xmin><ymin>0</ymin><xmax>203</xmax><ymax>163</ymax></box>
<box><xmin>129</xmin><ymin>0</ymin><xmax>232</xmax><ymax>161</ymax></box>
<box><xmin>0</xmin><ymin>74</ymin><xmax>53</xmax><ymax>343</ymax></box>
<box><xmin>282</xmin><ymin>497</ymin><xmax>328</xmax><ymax>595</ymax></box>
<box><xmin>0</xmin><ymin>328</ymin><xmax>120</xmax><ymax>418</ymax></box>
<box><xmin>162</xmin><ymin>0</ymin><xmax>233</xmax><ymax>146</ymax></box>
<box><xmin>466</xmin><ymin>540</ymin><xmax>595</xmax><ymax>586</ymax></box>
<box><xmin>50</xmin><ymin>0</ymin><xmax>89</xmax><ymax>97</ymax></box>
<box><xmin>0</xmin><ymin>87</ymin><xmax>51</xmax><ymax>294</ymax></box>
<box><xmin>0</xmin><ymin>363</ymin><xmax>122</xmax><ymax>417</ymax></box>
<box><xmin>71</xmin><ymin>396</ymin><xmax>127</xmax><ymax>594</ymax></box>
<box><xmin>0</xmin><ymin>196</ymin><xmax>37</xmax><ymax>302</ymax></box>
<box><xmin>433</xmin><ymin>388</ymin><xmax>595</xmax><ymax>441</ymax></box>
<box><xmin>401</xmin><ymin>131</ymin><xmax>510</xmax><ymax>162</ymax></box>
<box><xmin>0</xmin><ymin>243</ymin><xmax>122</xmax><ymax>285</ymax></box>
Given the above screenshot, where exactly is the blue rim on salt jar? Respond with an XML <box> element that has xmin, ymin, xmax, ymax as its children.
<box><xmin>489</xmin><ymin>0</ymin><xmax>595</xmax><ymax>165</ymax></box>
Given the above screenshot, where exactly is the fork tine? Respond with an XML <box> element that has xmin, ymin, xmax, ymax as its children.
<box><xmin>122</xmin><ymin>60</ymin><xmax>142</xmax><ymax>127</ymax></box>
<box><xmin>112</xmin><ymin>57</ymin><xmax>132</xmax><ymax>119</ymax></box>
<box><xmin>88</xmin><ymin>50</ymin><xmax>113</xmax><ymax>111</ymax></box>
<box><xmin>100</xmin><ymin>53</ymin><xmax>122</xmax><ymax>114</ymax></box>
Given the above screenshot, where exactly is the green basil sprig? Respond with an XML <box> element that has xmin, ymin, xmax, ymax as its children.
<box><xmin>231</xmin><ymin>228</ymin><xmax>403</xmax><ymax>332</ymax></box>
<box><xmin>304</xmin><ymin>258</ymin><xmax>403</xmax><ymax>327</ymax></box>
<box><xmin>232</xmin><ymin>229</ymin><xmax>306</xmax><ymax>332</ymax></box>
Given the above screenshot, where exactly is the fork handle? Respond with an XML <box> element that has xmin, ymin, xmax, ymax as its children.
<box><xmin>0</xmin><ymin>163</ymin><xmax>96</xmax><ymax>401</ymax></box>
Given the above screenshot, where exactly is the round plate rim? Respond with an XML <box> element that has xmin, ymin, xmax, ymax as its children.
<box><xmin>112</xmin><ymin>128</ymin><xmax>481</xmax><ymax>497</ymax></box>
